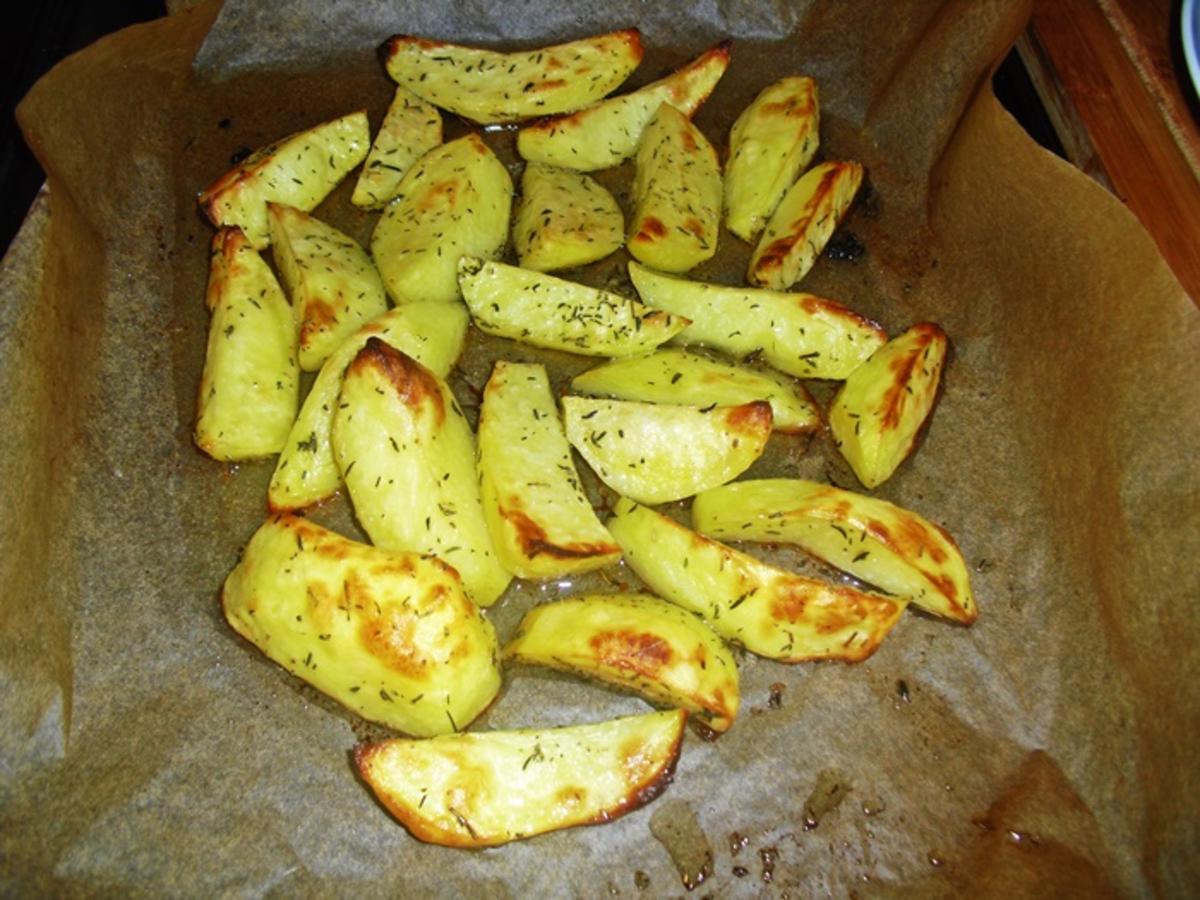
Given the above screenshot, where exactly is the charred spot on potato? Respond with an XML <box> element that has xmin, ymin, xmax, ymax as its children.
<box><xmin>589</xmin><ymin>630</ymin><xmax>674</xmax><ymax>676</ymax></box>
<box><xmin>348</xmin><ymin>338</ymin><xmax>446</xmax><ymax>425</ymax></box>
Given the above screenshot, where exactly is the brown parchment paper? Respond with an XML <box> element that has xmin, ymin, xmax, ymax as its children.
<box><xmin>4</xmin><ymin>0</ymin><xmax>1198</xmax><ymax>895</ymax></box>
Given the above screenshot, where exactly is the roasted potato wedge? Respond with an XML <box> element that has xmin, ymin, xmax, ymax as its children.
<box><xmin>570</xmin><ymin>348</ymin><xmax>821</xmax><ymax>434</ymax></box>
<box><xmin>691</xmin><ymin>478</ymin><xmax>976</xmax><ymax>623</ymax></box>
<box><xmin>195</xmin><ymin>228</ymin><xmax>298</xmax><ymax>461</ymax></box>
<box><xmin>829</xmin><ymin>322</ymin><xmax>948</xmax><ymax>488</ymax></box>
<box><xmin>514</xmin><ymin>162</ymin><xmax>624</xmax><ymax>271</ymax></box>
<box><xmin>371</xmin><ymin>134</ymin><xmax>512</xmax><ymax>305</ymax></box>
<box><xmin>198</xmin><ymin>110</ymin><xmax>369</xmax><ymax>249</ymax></box>
<box><xmin>355</xmin><ymin>709</ymin><xmax>686</xmax><ymax>847</ymax></box>
<box><xmin>748</xmin><ymin>160</ymin><xmax>863</xmax><ymax>289</ymax></box>
<box><xmin>516</xmin><ymin>41</ymin><xmax>731</xmax><ymax>171</ymax></box>
<box><xmin>608</xmin><ymin>499</ymin><xmax>905</xmax><ymax>662</ymax></box>
<box><xmin>383</xmin><ymin>29</ymin><xmax>644</xmax><ymax>124</ymax></box>
<box><xmin>628</xmin><ymin>261</ymin><xmax>886</xmax><ymax>379</ymax></box>
<box><xmin>506</xmin><ymin>593</ymin><xmax>738</xmax><ymax>732</ymax></box>
<box><xmin>352</xmin><ymin>87</ymin><xmax>442</xmax><ymax>209</ymax></box>
<box><xmin>478</xmin><ymin>362</ymin><xmax>621</xmax><ymax>578</ymax></box>
<box><xmin>627</xmin><ymin>103</ymin><xmax>721</xmax><ymax>273</ymax></box>
<box><xmin>725</xmin><ymin>76</ymin><xmax>820</xmax><ymax>241</ymax></box>
<box><xmin>267</xmin><ymin>203</ymin><xmax>388</xmax><ymax>371</ymax></box>
<box><xmin>562</xmin><ymin>396</ymin><xmax>771</xmax><ymax>505</ymax></box>
<box><xmin>268</xmin><ymin>302</ymin><xmax>468</xmax><ymax>513</ymax></box>
<box><xmin>332</xmin><ymin>339</ymin><xmax>511</xmax><ymax>607</ymax></box>
<box><xmin>222</xmin><ymin>514</ymin><xmax>501</xmax><ymax>737</ymax></box>
<box><xmin>459</xmin><ymin>257</ymin><xmax>688</xmax><ymax>357</ymax></box>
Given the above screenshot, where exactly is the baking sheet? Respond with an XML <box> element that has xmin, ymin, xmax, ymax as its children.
<box><xmin>3</xmin><ymin>0</ymin><xmax>1198</xmax><ymax>895</ymax></box>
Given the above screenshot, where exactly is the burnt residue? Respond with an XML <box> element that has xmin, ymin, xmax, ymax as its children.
<box><xmin>824</xmin><ymin>229</ymin><xmax>866</xmax><ymax>261</ymax></box>
<box><xmin>767</xmin><ymin>682</ymin><xmax>786</xmax><ymax>709</ymax></box>
<box><xmin>649</xmin><ymin>800</ymin><xmax>713</xmax><ymax>892</ymax></box>
<box><xmin>728</xmin><ymin>831</ymin><xmax>749</xmax><ymax>856</ymax></box>
<box><xmin>228</xmin><ymin>146</ymin><xmax>251</xmax><ymax>165</ymax></box>
<box><xmin>803</xmin><ymin>769</ymin><xmax>852</xmax><ymax>830</ymax></box>
<box><xmin>758</xmin><ymin>846</ymin><xmax>778</xmax><ymax>883</ymax></box>
<box><xmin>896</xmin><ymin>679</ymin><xmax>911</xmax><ymax>703</ymax></box>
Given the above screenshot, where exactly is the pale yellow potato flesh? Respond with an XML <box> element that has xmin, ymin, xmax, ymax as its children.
<box><xmin>478</xmin><ymin>362</ymin><xmax>621</xmax><ymax>578</ymax></box>
<box><xmin>268</xmin><ymin>302</ymin><xmax>468</xmax><ymax>513</ymax></box>
<box><xmin>458</xmin><ymin>257</ymin><xmax>689</xmax><ymax>357</ymax></box>
<box><xmin>829</xmin><ymin>322</ymin><xmax>948</xmax><ymax>488</ymax></box>
<box><xmin>331</xmin><ymin>339</ymin><xmax>511</xmax><ymax>607</ymax></box>
<box><xmin>627</xmin><ymin>103</ymin><xmax>722</xmax><ymax>273</ymax></box>
<box><xmin>194</xmin><ymin>228</ymin><xmax>298</xmax><ymax>462</ymax></box>
<box><xmin>371</xmin><ymin>134</ymin><xmax>512</xmax><ymax>305</ymax></box>
<box><xmin>384</xmin><ymin>29</ymin><xmax>644</xmax><ymax>124</ymax></box>
<box><xmin>628</xmin><ymin>261</ymin><xmax>886</xmax><ymax>380</ymax></box>
<box><xmin>748</xmin><ymin>160</ymin><xmax>864</xmax><ymax>289</ymax></box>
<box><xmin>355</xmin><ymin>709</ymin><xmax>686</xmax><ymax>846</ymax></box>
<box><xmin>516</xmin><ymin>41</ymin><xmax>730</xmax><ymax>171</ymax></box>
<box><xmin>608</xmin><ymin>499</ymin><xmax>906</xmax><ymax>662</ymax></box>
<box><xmin>352</xmin><ymin>87</ymin><xmax>442</xmax><ymax>209</ymax></box>
<box><xmin>505</xmin><ymin>593</ymin><xmax>739</xmax><ymax>732</ymax></box>
<box><xmin>222</xmin><ymin>514</ymin><xmax>501</xmax><ymax>737</ymax></box>
<box><xmin>725</xmin><ymin>76</ymin><xmax>820</xmax><ymax>241</ymax></box>
<box><xmin>514</xmin><ymin>162</ymin><xmax>624</xmax><ymax>271</ymax></box>
<box><xmin>267</xmin><ymin>203</ymin><xmax>389</xmax><ymax>371</ymax></box>
<box><xmin>561</xmin><ymin>396</ymin><xmax>771</xmax><ymax>505</ymax></box>
<box><xmin>570</xmin><ymin>348</ymin><xmax>821</xmax><ymax>434</ymax></box>
<box><xmin>691</xmin><ymin>478</ymin><xmax>977</xmax><ymax>624</ymax></box>
<box><xmin>198</xmin><ymin>110</ymin><xmax>369</xmax><ymax>249</ymax></box>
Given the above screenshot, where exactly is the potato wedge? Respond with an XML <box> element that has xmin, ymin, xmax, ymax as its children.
<box><xmin>691</xmin><ymin>478</ymin><xmax>976</xmax><ymax>623</ymax></box>
<box><xmin>383</xmin><ymin>29</ymin><xmax>644</xmax><ymax>124</ymax></box>
<box><xmin>627</xmin><ymin>103</ymin><xmax>721</xmax><ymax>273</ymax></box>
<box><xmin>505</xmin><ymin>593</ymin><xmax>739</xmax><ymax>732</ymax></box>
<box><xmin>517</xmin><ymin>41</ymin><xmax>731</xmax><ymax>171</ymax></box>
<box><xmin>222</xmin><ymin>514</ymin><xmax>501</xmax><ymax>737</ymax></box>
<box><xmin>268</xmin><ymin>302</ymin><xmax>468</xmax><ymax>513</ymax></box>
<box><xmin>267</xmin><ymin>203</ymin><xmax>389</xmax><ymax>371</ymax></box>
<box><xmin>514</xmin><ymin>162</ymin><xmax>624</xmax><ymax>271</ymax></box>
<box><xmin>355</xmin><ymin>709</ymin><xmax>686</xmax><ymax>846</ymax></box>
<box><xmin>458</xmin><ymin>257</ymin><xmax>688</xmax><ymax>357</ymax></box>
<box><xmin>629</xmin><ymin>261</ymin><xmax>886</xmax><ymax>380</ymax></box>
<box><xmin>198</xmin><ymin>110</ymin><xmax>369</xmax><ymax>249</ymax></box>
<box><xmin>608</xmin><ymin>499</ymin><xmax>905</xmax><ymax>662</ymax></box>
<box><xmin>570</xmin><ymin>348</ymin><xmax>821</xmax><ymax>434</ymax></box>
<box><xmin>479</xmin><ymin>362</ymin><xmax>620</xmax><ymax>578</ymax></box>
<box><xmin>725</xmin><ymin>76</ymin><xmax>820</xmax><ymax>241</ymax></box>
<box><xmin>829</xmin><ymin>323</ymin><xmax>949</xmax><ymax>488</ymax></box>
<box><xmin>371</xmin><ymin>134</ymin><xmax>512</xmax><ymax>305</ymax></box>
<box><xmin>332</xmin><ymin>339</ymin><xmax>511</xmax><ymax>607</ymax></box>
<box><xmin>352</xmin><ymin>87</ymin><xmax>442</xmax><ymax>209</ymax></box>
<box><xmin>748</xmin><ymin>160</ymin><xmax>863</xmax><ymax>289</ymax></box>
<box><xmin>195</xmin><ymin>228</ymin><xmax>298</xmax><ymax>461</ymax></box>
<box><xmin>562</xmin><ymin>396</ymin><xmax>771</xmax><ymax>505</ymax></box>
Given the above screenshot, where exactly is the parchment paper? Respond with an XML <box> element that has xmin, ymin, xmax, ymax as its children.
<box><xmin>4</xmin><ymin>0</ymin><xmax>1198</xmax><ymax>895</ymax></box>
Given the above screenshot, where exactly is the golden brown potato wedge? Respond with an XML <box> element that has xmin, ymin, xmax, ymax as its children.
<box><xmin>478</xmin><ymin>362</ymin><xmax>621</xmax><ymax>578</ymax></box>
<box><xmin>332</xmin><ymin>339</ymin><xmax>511</xmax><ymax>607</ymax></box>
<box><xmin>352</xmin><ymin>87</ymin><xmax>442</xmax><ymax>209</ymax></box>
<box><xmin>198</xmin><ymin>110</ymin><xmax>369</xmax><ymax>249</ymax></box>
<box><xmin>628</xmin><ymin>261</ymin><xmax>886</xmax><ymax>380</ymax></box>
<box><xmin>194</xmin><ymin>228</ymin><xmax>298</xmax><ymax>462</ymax></box>
<box><xmin>222</xmin><ymin>514</ymin><xmax>501</xmax><ymax>737</ymax></box>
<box><xmin>691</xmin><ymin>478</ymin><xmax>977</xmax><ymax>624</ymax></box>
<box><xmin>267</xmin><ymin>203</ymin><xmax>388</xmax><ymax>371</ymax></box>
<box><xmin>268</xmin><ymin>302</ymin><xmax>468</xmax><ymax>513</ymax></box>
<box><xmin>570</xmin><ymin>348</ymin><xmax>821</xmax><ymax>434</ymax></box>
<box><xmin>608</xmin><ymin>498</ymin><xmax>905</xmax><ymax>662</ymax></box>
<box><xmin>627</xmin><ymin>103</ymin><xmax>721</xmax><ymax>273</ymax></box>
<box><xmin>513</xmin><ymin>162</ymin><xmax>624</xmax><ymax>271</ymax></box>
<box><xmin>505</xmin><ymin>593</ymin><xmax>739</xmax><ymax>732</ymax></box>
<box><xmin>725</xmin><ymin>76</ymin><xmax>820</xmax><ymax>241</ymax></box>
<box><xmin>458</xmin><ymin>257</ymin><xmax>689</xmax><ymax>356</ymax></box>
<box><xmin>828</xmin><ymin>322</ymin><xmax>948</xmax><ymax>488</ymax></box>
<box><xmin>355</xmin><ymin>709</ymin><xmax>686</xmax><ymax>846</ymax></box>
<box><xmin>384</xmin><ymin>29</ymin><xmax>644</xmax><ymax>124</ymax></box>
<box><xmin>748</xmin><ymin>160</ymin><xmax>863</xmax><ymax>289</ymax></box>
<box><xmin>371</xmin><ymin>134</ymin><xmax>512</xmax><ymax>305</ymax></box>
<box><xmin>517</xmin><ymin>41</ymin><xmax>731</xmax><ymax>171</ymax></box>
<box><xmin>562</xmin><ymin>396</ymin><xmax>771</xmax><ymax>505</ymax></box>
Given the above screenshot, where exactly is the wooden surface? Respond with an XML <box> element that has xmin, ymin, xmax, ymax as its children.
<box><xmin>1020</xmin><ymin>0</ymin><xmax>1200</xmax><ymax>302</ymax></box>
